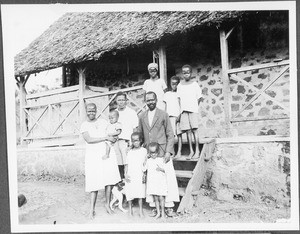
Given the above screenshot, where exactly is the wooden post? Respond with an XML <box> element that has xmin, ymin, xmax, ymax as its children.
<box><xmin>158</xmin><ymin>46</ymin><xmax>167</xmax><ymax>85</ymax></box>
<box><xmin>18</xmin><ymin>76</ymin><xmax>27</xmax><ymax>145</ymax></box>
<box><xmin>78</xmin><ymin>67</ymin><xmax>86</xmax><ymax>123</ymax></box>
<box><xmin>62</xmin><ymin>65</ymin><xmax>67</xmax><ymax>87</ymax></box>
<box><xmin>219</xmin><ymin>30</ymin><xmax>231</xmax><ymax>137</ymax></box>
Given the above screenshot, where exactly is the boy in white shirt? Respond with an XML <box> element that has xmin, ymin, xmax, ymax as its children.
<box><xmin>177</xmin><ymin>65</ymin><xmax>202</xmax><ymax>160</ymax></box>
<box><xmin>143</xmin><ymin>63</ymin><xmax>167</xmax><ymax>110</ymax></box>
<box><xmin>163</xmin><ymin>76</ymin><xmax>183</xmax><ymax>158</ymax></box>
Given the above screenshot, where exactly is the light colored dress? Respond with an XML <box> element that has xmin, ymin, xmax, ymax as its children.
<box><xmin>80</xmin><ymin>118</ymin><xmax>121</xmax><ymax>192</ymax></box>
<box><xmin>125</xmin><ymin>147</ymin><xmax>147</xmax><ymax>201</ymax></box>
<box><xmin>144</xmin><ymin>157</ymin><xmax>167</xmax><ymax>196</ymax></box>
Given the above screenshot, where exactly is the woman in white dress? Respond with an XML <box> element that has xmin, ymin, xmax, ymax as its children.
<box><xmin>80</xmin><ymin>103</ymin><xmax>121</xmax><ymax>218</ymax></box>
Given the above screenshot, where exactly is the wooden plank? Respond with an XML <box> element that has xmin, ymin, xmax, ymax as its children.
<box><xmin>78</xmin><ymin>67</ymin><xmax>86</xmax><ymax>123</ymax></box>
<box><xmin>175</xmin><ymin>170</ymin><xmax>193</xmax><ymax>178</ymax></box>
<box><xmin>52</xmin><ymin>102</ymin><xmax>79</xmax><ymax>135</ymax></box>
<box><xmin>127</xmin><ymin>95</ymin><xmax>146</xmax><ymax>113</ymax></box>
<box><xmin>232</xmin><ymin>66</ymin><xmax>289</xmax><ymax>119</ymax></box>
<box><xmin>177</xmin><ymin>143</ymin><xmax>213</xmax><ymax>213</ymax></box>
<box><xmin>173</xmin><ymin>156</ymin><xmax>198</xmax><ymax>162</ymax></box>
<box><xmin>158</xmin><ymin>46</ymin><xmax>167</xmax><ymax>85</ymax></box>
<box><xmin>24</xmin><ymin>97</ymin><xmax>79</xmax><ymax>109</ymax></box>
<box><xmin>228</xmin><ymin>60</ymin><xmax>289</xmax><ymax>74</ymax></box>
<box><xmin>96</xmin><ymin>93</ymin><xmax>117</xmax><ymax>120</ymax></box>
<box><xmin>24</xmin><ymin>106</ymin><xmax>49</xmax><ymax>136</ymax></box>
<box><xmin>216</xmin><ymin>135</ymin><xmax>290</xmax><ymax>144</ymax></box>
<box><xmin>26</xmin><ymin>85</ymin><xmax>79</xmax><ymax>99</ymax></box>
<box><xmin>18</xmin><ymin>76</ymin><xmax>27</xmax><ymax>145</ymax></box>
<box><xmin>230</xmin><ymin>74</ymin><xmax>290</xmax><ymax>114</ymax></box>
<box><xmin>219</xmin><ymin>30</ymin><xmax>231</xmax><ymax>136</ymax></box>
<box><xmin>84</xmin><ymin>85</ymin><xmax>143</xmax><ymax>100</ymax></box>
<box><xmin>23</xmin><ymin>133</ymin><xmax>79</xmax><ymax>140</ymax></box>
<box><xmin>87</xmin><ymin>85</ymin><xmax>109</xmax><ymax>93</ymax></box>
<box><xmin>230</xmin><ymin>115</ymin><xmax>289</xmax><ymax>123</ymax></box>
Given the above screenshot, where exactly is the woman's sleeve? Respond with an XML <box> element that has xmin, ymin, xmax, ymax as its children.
<box><xmin>80</xmin><ymin>122</ymin><xmax>87</xmax><ymax>134</ymax></box>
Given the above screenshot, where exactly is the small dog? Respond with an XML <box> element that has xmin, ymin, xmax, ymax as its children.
<box><xmin>109</xmin><ymin>180</ymin><xmax>127</xmax><ymax>213</ymax></box>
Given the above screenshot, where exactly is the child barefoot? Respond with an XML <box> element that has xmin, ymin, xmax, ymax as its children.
<box><xmin>143</xmin><ymin>142</ymin><xmax>168</xmax><ymax>219</ymax></box>
<box><xmin>103</xmin><ymin>109</ymin><xmax>122</xmax><ymax>160</ymax></box>
<box><xmin>124</xmin><ymin>132</ymin><xmax>147</xmax><ymax>217</ymax></box>
<box><xmin>163</xmin><ymin>76</ymin><xmax>183</xmax><ymax>158</ymax></box>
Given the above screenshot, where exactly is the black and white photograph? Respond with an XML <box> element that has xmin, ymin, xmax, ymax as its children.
<box><xmin>1</xmin><ymin>1</ymin><xmax>299</xmax><ymax>232</ymax></box>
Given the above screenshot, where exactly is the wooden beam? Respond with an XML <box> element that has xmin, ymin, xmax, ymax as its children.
<box><xmin>96</xmin><ymin>93</ymin><xmax>117</xmax><ymax>120</ymax></box>
<box><xmin>230</xmin><ymin>74</ymin><xmax>290</xmax><ymax>114</ymax></box>
<box><xmin>158</xmin><ymin>46</ymin><xmax>167</xmax><ymax>85</ymax></box>
<box><xmin>24</xmin><ymin>106</ymin><xmax>49</xmax><ymax>137</ymax></box>
<box><xmin>62</xmin><ymin>66</ymin><xmax>67</xmax><ymax>87</ymax></box>
<box><xmin>230</xmin><ymin>115</ymin><xmax>289</xmax><ymax>123</ymax></box>
<box><xmin>219</xmin><ymin>30</ymin><xmax>231</xmax><ymax>136</ymax></box>
<box><xmin>77</xmin><ymin>67</ymin><xmax>86</xmax><ymax>123</ymax></box>
<box><xmin>26</xmin><ymin>85</ymin><xmax>79</xmax><ymax>100</ymax></box>
<box><xmin>228</xmin><ymin>60</ymin><xmax>289</xmax><ymax>74</ymax></box>
<box><xmin>18</xmin><ymin>76</ymin><xmax>27</xmax><ymax>145</ymax></box>
<box><xmin>23</xmin><ymin>74</ymin><xmax>30</xmax><ymax>86</ymax></box>
<box><xmin>225</xmin><ymin>26</ymin><xmax>235</xmax><ymax>40</ymax></box>
<box><xmin>52</xmin><ymin>102</ymin><xmax>79</xmax><ymax>135</ymax></box>
<box><xmin>232</xmin><ymin>66</ymin><xmax>289</xmax><ymax>119</ymax></box>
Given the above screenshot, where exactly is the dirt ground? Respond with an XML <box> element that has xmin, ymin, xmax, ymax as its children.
<box><xmin>18</xmin><ymin>178</ymin><xmax>290</xmax><ymax>225</ymax></box>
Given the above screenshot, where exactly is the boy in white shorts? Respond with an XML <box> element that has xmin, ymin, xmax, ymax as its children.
<box><xmin>163</xmin><ymin>76</ymin><xmax>183</xmax><ymax>158</ymax></box>
<box><xmin>177</xmin><ymin>65</ymin><xmax>202</xmax><ymax>160</ymax></box>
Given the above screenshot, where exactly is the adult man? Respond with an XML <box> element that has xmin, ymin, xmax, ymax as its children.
<box><xmin>138</xmin><ymin>91</ymin><xmax>179</xmax><ymax>217</ymax></box>
<box><xmin>115</xmin><ymin>91</ymin><xmax>139</xmax><ymax>178</ymax></box>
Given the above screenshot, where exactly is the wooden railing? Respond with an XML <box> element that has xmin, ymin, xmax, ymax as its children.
<box><xmin>21</xmin><ymin>85</ymin><xmax>146</xmax><ymax>146</ymax></box>
<box><xmin>228</xmin><ymin>60</ymin><xmax>290</xmax><ymax>123</ymax></box>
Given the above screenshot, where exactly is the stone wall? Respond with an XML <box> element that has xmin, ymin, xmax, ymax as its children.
<box><xmin>17</xmin><ymin>147</ymin><xmax>85</xmax><ymax>180</ymax></box>
<box><xmin>204</xmin><ymin>141</ymin><xmax>290</xmax><ymax>206</ymax></box>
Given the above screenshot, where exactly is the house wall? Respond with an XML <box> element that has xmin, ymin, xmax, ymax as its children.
<box><xmin>204</xmin><ymin>141</ymin><xmax>290</xmax><ymax>207</ymax></box>
<box><xmin>84</xmin><ymin>47</ymin><xmax>289</xmax><ymax>138</ymax></box>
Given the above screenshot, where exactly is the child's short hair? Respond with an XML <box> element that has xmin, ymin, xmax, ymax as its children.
<box><xmin>182</xmin><ymin>64</ymin><xmax>192</xmax><ymax>72</ymax></box>
<box><xmin>116</xmin><ymin>91</ymin><xmax>127</xmax><ymax>99</ymax></box>
<box><xmin>170</xmin><ymin>76</ymin><xmax>180</xmax><ymax>83</ymax></box>
<box><xmin>109</xmin><ymin>109</ymin><xmax>119</xmax><ymax>117</ymax></box>
<box><xmin>131</xmin><ymin>131</ymin><xmax>142</xmax><ymax>141</ymax></box>
<box><xmin>148</xmin><ymin>142</ymin><xmax>160</xmax><ymax>153</ymax></box>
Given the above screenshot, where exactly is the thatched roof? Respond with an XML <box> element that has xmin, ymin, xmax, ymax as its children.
<box><xmin>14</xmin><ymin>11</ymin><xmax>243</xmax><ymax>76</ymax></box>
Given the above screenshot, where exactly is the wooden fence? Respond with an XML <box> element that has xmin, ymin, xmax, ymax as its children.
<box><xmin>21</xmin><ymin>85</ymin><xmax>146</xmax><ymax>147</ymax></box>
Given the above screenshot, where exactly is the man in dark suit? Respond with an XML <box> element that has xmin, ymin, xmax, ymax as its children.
<box><xmin>138</xmin><ymin>91</ymin><xmax>179</xmax><ymax>217</ymax></box>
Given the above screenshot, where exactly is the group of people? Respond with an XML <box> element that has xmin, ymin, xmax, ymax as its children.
<box><xmin>80</xmin><ymin>62</ymin><xmax>202</xmax><ymax>220</ymax></box>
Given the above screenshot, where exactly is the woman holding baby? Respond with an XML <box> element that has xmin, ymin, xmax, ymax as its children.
<box><xmin>80</xmin><ymin>103</ymin><xmax>120</xmax><ymax>219</ymax></box>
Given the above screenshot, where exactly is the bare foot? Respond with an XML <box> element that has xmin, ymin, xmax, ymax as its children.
<box><xmin>192</xmin><ymin>150</ymin><xmax>200</xmax><ymax>159</ymax></box>
<box><xmin>105</xmin><ymin>204</ymin><xmax>113</xmax><ymax>214</ymax></box>
<box><xmin>88</xmin><ymin>210</ymin><xmax>96</xmax><ymax>219</ymax></box>
<box><xmin>102</xmin><ymin>155</ymin><xmax>109</xmax><ymax>160</ymax></box>
<box><xmin>154</xmin><ymin>213</ymin><xmax>161</xmax><ymax>219</ymax></box>
<box><xmin>139</xmin><ymin>211</ymin><xmax>145</xmax><ymax>218</ymax></box>
<box><xmin>174</xmin><ymin>152</ymin><xmax>181</xmax><ymax>159</ymax></box>
<box><xmin>186</xmin><ymin>151</ymin><xmax>194</xmax><ymax>160</ymax></box>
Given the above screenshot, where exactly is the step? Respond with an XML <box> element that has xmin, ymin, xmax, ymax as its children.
<box><xmin>173</xmin><ymin>156</ymin><xmax>198</xmax><ymax>162</ymax></box>
<box><xmin>175</xmin><ymin>170</ymin><xmax>193</xmax><ymax>178</ymax></box>
<box><xmin>178</xmin><ymin>187</ymin><xmax>186</xmax><ymax>197</ymax></box>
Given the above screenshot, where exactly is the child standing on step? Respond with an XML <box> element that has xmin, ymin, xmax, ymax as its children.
<box><xmin>177</xmin><ymin>64</ymin><xmax>202</xmax><ymax>160</ymax></box>
<box><xmin>163</xmin><ymin>76</ymin><xmax>183</xmax><ymax>158</ymax></box>
<box><xmin>143</xmin><ymin>142</ymin><xmax>168</xmax><ymax>219</ymax></box>
<box><xmin>124</xmin><ymin>132</ymin><xmax>147</xmax><ymax>217</ymax></box>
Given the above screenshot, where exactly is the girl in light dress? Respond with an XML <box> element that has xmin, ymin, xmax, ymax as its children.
<box><xmin>143</xmin><ymin>142</ymin><xmax>168</xmax><ymax>219</ymax></box>
<box><xmin>124</xmin><ymin>132</ymin><xmax>147</xmax><ymax>217</ymax></box>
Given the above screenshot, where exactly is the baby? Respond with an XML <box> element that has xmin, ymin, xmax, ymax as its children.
<box><xmin>103</xmin><ymin>109</ymin><xmax>122</xmax><ymax>160</ymax></box>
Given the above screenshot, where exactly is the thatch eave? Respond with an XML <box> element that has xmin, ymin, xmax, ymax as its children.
<box><xmin>14</xmin><ymin>11</ymin><xmax>244</xmax><ymax>77</ymax></box>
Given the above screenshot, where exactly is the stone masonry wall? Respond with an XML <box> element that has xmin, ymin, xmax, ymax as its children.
<box><xmin>204</xmin><ymin>141</ymin><xmax>290</xmax><ymax>206</ymax></box>
<box><xmin>83</xmin><ymin>47</ymin><xmax>289</xmax><ymax>138</ymax></box>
